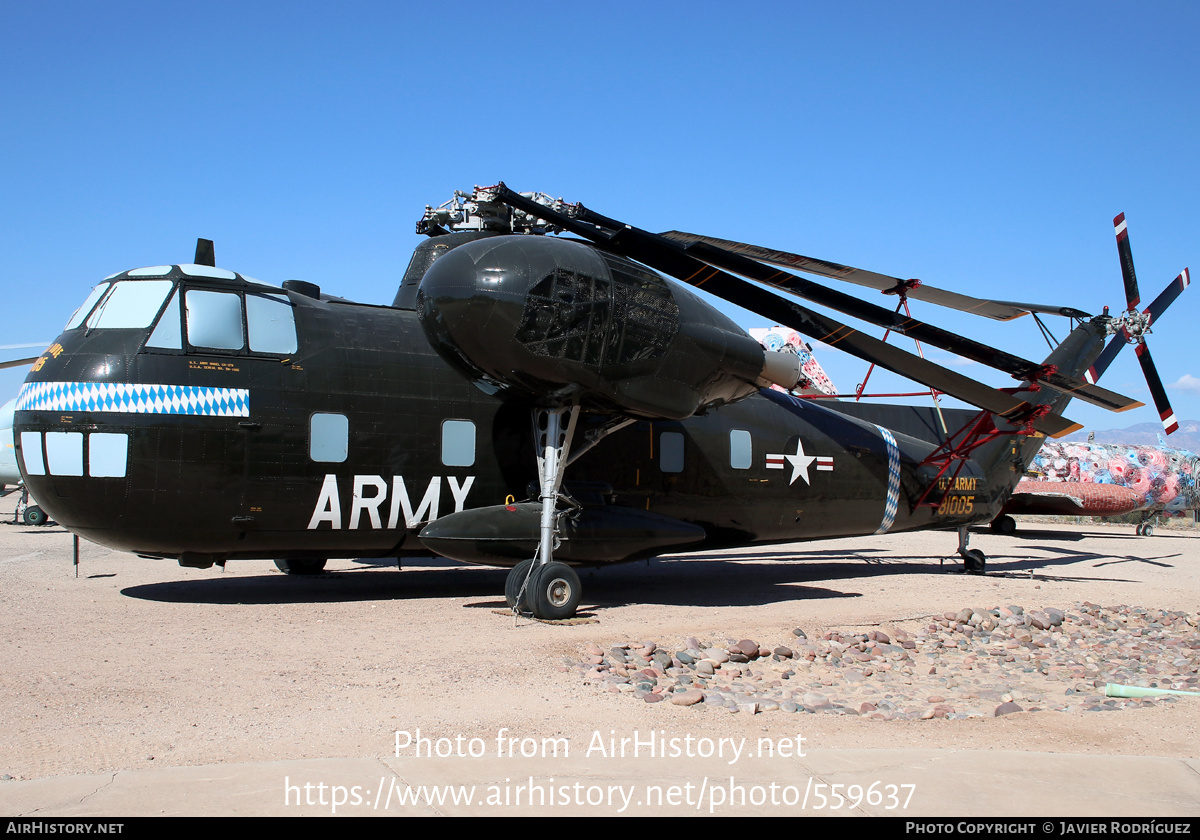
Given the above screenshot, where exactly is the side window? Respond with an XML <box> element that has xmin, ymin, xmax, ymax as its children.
<box><xmin>729</xmin><ymin>429</ymin><xmax>752</xmax><ymax>469</ymax></box>
<box><xmin>246</xmin><ymin>294</ymin><xmax>298</xmax><ymax>354</ymax></box>
<box><xmin>186</xmin><ymin>290</ymin><xmax>244</xmax><ymax>351</ymax></box>
<box><xmin>310</xmin><ymin>413</ymin><xmax>348</xmax><ymax>463</ymax></box>
<box><xmin>441</xmin><ymin>419</ymin><xmax>476</xmax><ymax>467</ymax></box>
<box><xmin>19</xmin><ymin>432</ymin><xmax>45</xmax><ymax>476</ymax></box>
<box><xmin>44</xmin><ymin>432</ymin><xmax>84</xmax><ymax>476</ymax></box>
<box><xmin>89</xmin><ymin>433</ymin><xmax>129</xmax><ymax>478</ymax></box>
<box><xmin>660</xmin><ymin>431</ymin><xmax>685</xmax><ymax>474</ymax></box>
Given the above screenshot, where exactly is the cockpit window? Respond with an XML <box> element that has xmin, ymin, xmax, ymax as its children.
<box><xmin>145</xmin><ymin>289</ymin><xmax>182</xmax><ymax>349</ymax></box>
<box><xmin>86</xmin><ymin>280</ymin><xmax>175</xmax><ymax>330</ymax></box>
<box><xmin>246</xmin><ymin>294</ymin><xmax>298</xmax><ymax>354</ymax></box>
<box><xmin>186</xmin><ymin>290</ymin><xmax>245</xmax><ymax>350</ymax></box>
<box><xmin>64</xmin><ymin>283</ymin><xmax>111</xmax><ymax>330</ymax></box>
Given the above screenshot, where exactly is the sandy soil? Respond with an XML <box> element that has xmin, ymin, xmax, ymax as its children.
<box><xmin>1</xmin><ymin>491</ymin><xmax>1198</xmax><ymax>784</ymax></box>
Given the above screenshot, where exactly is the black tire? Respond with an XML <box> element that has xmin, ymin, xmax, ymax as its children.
<box><xmin>23</xmin><ymin>506</ymin><xmax>47</xmax><ymax>527</ymax></box>
<box><xmin>273</xmin><ymin>558</ymin><xmax>328</xmax><ymax>575</ymax></box>
<box><xmin>1135</xmin><ymin>523</ymin><xmax>1146</xmax><ymax>536</ymax></box>
<box><xmin>528</xmin><ymin>561</ymin><xmax>582</xmax><ymax>621</ymax></box>
<box><xmin>963</xmin><ymin>549</ymin><xmax>987</xmax><ymax>575</ymax></box>
<box><xmin>990</xmin><ymin>515</ymin><xmax>1016</xmax><ymax>535</ymax></box>
<box><xmin>505</xmin><ymin>559</ymin><xmax>535</xmax><ymax>612</ymax></box>
<box><xmin>1142</xmin><ymin>525</ymin><xmax>1154</xmax><ymax>537</ymax></box>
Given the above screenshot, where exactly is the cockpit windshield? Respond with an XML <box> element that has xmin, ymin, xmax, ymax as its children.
<box><xmin>63</xmin><ymin>283</ymin><xmax>110</xmax><ymax>330</ymax></box>
<box><xmin>85</xmin><ymin>281</ymin><xmax>175</xmax><ymax>330</ymax></box>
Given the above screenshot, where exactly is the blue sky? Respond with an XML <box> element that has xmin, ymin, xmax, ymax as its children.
<box><xmin>2</xmin><ymin>1</ymin><xmax>1197</xmax><ymax>435</ymax></box>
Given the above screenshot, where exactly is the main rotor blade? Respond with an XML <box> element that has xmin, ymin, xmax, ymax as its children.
<box><xmin>492</xmin><ymin>185</ymin><xmax>1080</xmax><ymax>438</ymax></box>
<box><xmin>1114</xmin><ymin>213</ymin><xmax>1141</xmax><ymax>309</ymax></box>
<box><xmin>1135</xmin><ymin>342</ymin><xmax>1178</xmax><ymax>434</ymax></box>
<box><xmin>0</xmin><ymin>355</ymin><xmax>40</xmax><ymax>370</ymax></box>
<box><xmin>660</xmin><ymin>234</ymin><xmax>1137</xmax><ymax>413</ymax></box>
<box><xmin>661</xmin><ymin>231</ymin><xmax>1091</xmax><ymax>321</ymax></box>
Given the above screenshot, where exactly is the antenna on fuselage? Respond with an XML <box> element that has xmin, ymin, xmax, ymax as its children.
<box><xmin>195</xmin><ymin>238</ymin><xmax>215</xmax><ymax>267</ymax></box>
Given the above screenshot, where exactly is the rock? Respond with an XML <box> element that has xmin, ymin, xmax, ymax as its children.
<box><xmin>670</xmin><ymin>690</ymin><xmax>704</xmax><ymax>706</ymax></box>
<box><xmin>993</xmin><ymin>701</ymin><xmax>1024</xmax><ymax>716</ymax></box>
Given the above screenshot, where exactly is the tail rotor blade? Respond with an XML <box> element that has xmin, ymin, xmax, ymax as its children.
<box><xmin>1134</xmin><ymin>342</ymin><xmax>1178</xmax><ymax>434</ymax></box>
<box><xmin>1086</xmin><ymin>332</ymin><xmax>1126</xmax><ymax>384</ymax></box>
<box><xmin>1145</xmin><ymin>267</ymin><xmax>1190</xmax><ymax>325</ymax></box>
<box><xmin>1114</xmin><ymin>213</ymin><xmax>1141</xmax><ymax>309</ymax></box>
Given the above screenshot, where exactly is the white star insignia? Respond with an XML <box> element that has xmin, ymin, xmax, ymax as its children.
<box><xmin>767</xmin><ymin>439</ymin><xmax>818</xmax><ymax>485</ymax></box>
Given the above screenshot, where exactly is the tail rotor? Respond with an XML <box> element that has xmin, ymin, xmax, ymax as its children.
<box><xmin>1087</xmin><ymin>213</ymin><xmax>1190</xmax><ymax>434</ymax></box>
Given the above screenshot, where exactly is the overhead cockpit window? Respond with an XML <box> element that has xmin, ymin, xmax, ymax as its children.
<box><xmin>186</xmin><ymin>290</ymin><xmax>244</xmax><ymax>350</ymax></box>
<box><xmin>246</xmin><ymin>294</ymin><xmax>298</xmax><ymax>354</ymax></box>
<box><xmin>145</xmin><ymin>289</ymin><xmax>182</xmax><ymax>349</ymax></box>
<box><xmin>86</xmin><ymin>280</ymin><xmax>174</xmax><ymax>330</ymax></box>
<box><xmin>64</xmin><ymin>283</ymin><xmax>111</xmax><ymax>330</ymax></box>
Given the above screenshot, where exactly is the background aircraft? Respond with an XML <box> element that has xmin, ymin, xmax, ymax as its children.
<box><xmin>994</xmin><ymin>437</ymin><xmax>1200</xmax><ymax>536</ymax></box>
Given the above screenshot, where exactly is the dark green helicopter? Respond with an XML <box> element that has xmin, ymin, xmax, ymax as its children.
<box><xmin>11</xmin><ymin>185</ymin><xmax>1185</xmax><ymax>620</ymax></box>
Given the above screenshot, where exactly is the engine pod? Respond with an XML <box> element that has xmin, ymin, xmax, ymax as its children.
<box><xmin>416</xmin><ymin>235</ymin><xmax>765</xmax><ymax>418</ymax></box>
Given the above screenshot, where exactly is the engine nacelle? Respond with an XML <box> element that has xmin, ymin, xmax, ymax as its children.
<box><xmin>417</xmin><ymin>235</ymin><xmax>780</xmax><ymax>418</ymax></box>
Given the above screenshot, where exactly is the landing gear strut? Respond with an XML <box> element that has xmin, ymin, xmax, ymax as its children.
<box><xmin>505</xmin><ymin>405</ymin><xmax>584</xmax><ymax>620</ymax></box>
<box><xmin>957</xmin><ymin>525</ymin><xmax>987</xmax><ymax>574</ymax></box>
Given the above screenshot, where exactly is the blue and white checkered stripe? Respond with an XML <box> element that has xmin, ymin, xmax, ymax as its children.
<box><xmin>875</xmin><ymin>425</ymin><xmax>902</xmax><ymax>535</ymax></box>
<box><xmin>16</xmin><ymin>381</ymin><xmax>249</xmax><ymax>417</ymax></box>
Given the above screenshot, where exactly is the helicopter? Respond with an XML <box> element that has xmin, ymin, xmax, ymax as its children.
<box><xmin>9</xmin><ymin>185</ymin><xmax>1187</xmax><ymax>620</ymax></box>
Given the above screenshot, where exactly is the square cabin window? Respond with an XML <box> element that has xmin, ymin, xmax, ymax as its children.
<box><xmin>660</xmin><ymin>431</ymin><xmax>685</xmax><ymax>474</ymax></box>
<box><xmin>310</xmin><ymin>413</ymin><xmax>348</xmax><ymax>463</ymax></box>
<box><xmin>441</xmin><ymin>419</ymin><xmax>476</xmax><ymax>467</ymax></box>
<box><xmin>729</xmin><ymin>429</ymin><xmax>752</xmax><ymax>470</ymax></box>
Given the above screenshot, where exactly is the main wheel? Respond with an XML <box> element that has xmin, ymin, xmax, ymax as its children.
<box><xmin>273</xmin><ymin>558</ymin><xmax>328</xmax><ymax>575</ymax></box>
<box><xmin>23</xmin><ymin>505</ymin><xmax>47</xmax><ymax>527</ymax></box>
<box><xmin>505</xmin><ymin>559</ymin><xmax>536</xmax><ymax>612</ymax></box>
<box><xmin>528</xmin><ymin>561</ymin><xmax>582</xmax><ymax>621</ymax></box>
<box><xmin>962</xmin><ymin>549</ymin><xmax>987</xmax><ymax>575</ymax></box>
<box><xmin>1142</xmin><ymin>524</ymin><xmax>1154</xmax><ymax>537</ymax></box>
<box><xmin>1135</xmin><ymin>523</ymin><xmax>1146</xmax><ymax>536</ymax></box>
<box><xmin>990</xmin><ymin>515</ymin><xmax>1016</xmax><ymax>535</ymax></box>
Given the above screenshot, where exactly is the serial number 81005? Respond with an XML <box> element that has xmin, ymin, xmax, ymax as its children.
<box><xmin>804</xmin><ymin>780</ymin><xmax>916</xmax><ymax>810</ymax></box>
<box><xmin>936</xmin><ymin>494</ymin><xmax>974</xmax><ymax>516</ymax></box>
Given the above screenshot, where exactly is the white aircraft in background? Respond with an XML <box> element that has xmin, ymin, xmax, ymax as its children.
<box><xmin>2</xmin><ymin>343</ymin><xmax>54</xmax><ymax>526</ymax></box>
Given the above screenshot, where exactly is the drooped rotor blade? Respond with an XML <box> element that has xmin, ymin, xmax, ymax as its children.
<box><xmin>657</xmin><ymin>234</ymin><xmax>1137</xmax><ymax>412</ymax></box>
<box><xmin>1135</xmin><ymin>342</ymin><xmax>1178</xmax><ymax>434</ymax></box>
<box><xmin>0</xmin><ymin>355</ymin><xmax>41</xmax><ymax>370</ymax></box>
<box><xmin>1146</xmin><ymin>267</ymin><xmax>1190</xmax><ymax>325</ymax></box>
<box><xmin>661</xmin><ymin>231</ymin><xmax>1091</xmax><ymax>321</ymax></box>
<box><xmin>492</xmin><ymin>185</ymin><xmax>1081</xmax><ymax>438</ymax></box>
<box><xmin>1114</xmin><ymin>213</ymin><xmax>1140</xmax><ymax>309</ymax></box>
